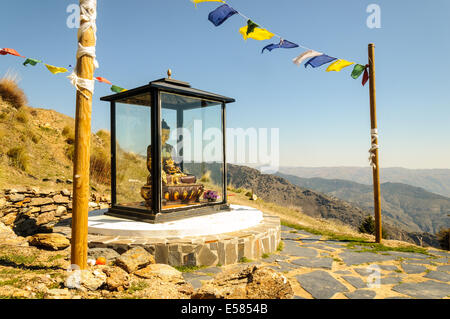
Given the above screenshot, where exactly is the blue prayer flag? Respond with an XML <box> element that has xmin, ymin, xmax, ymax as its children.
<box><xmin>261</xmin><ymin>39</ymin><xmax>299</xmax><ymax>53</ymax></box>
<box><xmin>304</xmin><ymin>54</ymin><xmax>337</xmax><ymax>68</ymax></box>
<box><xmin>208</xmin><ymin>4</ymin><xmax>238</xmax><ymax>27</ymax></box>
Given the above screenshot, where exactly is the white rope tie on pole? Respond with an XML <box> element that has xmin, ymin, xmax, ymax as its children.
<box><xmin>369</xmin><ymin>128</ymin><xmax>379</xmax><ymax>169</ymax></box>
<box><xmin>68</xmin><ymin>72</ymin><xmax>95</xmax><ymax>99</ymax></box>
<box><xmin>76</xmin><ymin>43</ymin><xmax>99</xmax><ymax>69</ymax></box>
<box><xmin>68</xmin><ymin>0</ymin><xmax>97</xmax><ymax>99</ymax></box>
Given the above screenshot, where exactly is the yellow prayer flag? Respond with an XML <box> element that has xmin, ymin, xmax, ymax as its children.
<box><xmin>45</xmin><ymin>64</ymin><xmax>68</xmax><ymax>75</ymax></box>
<box><xmin>326</xmin><ymin>59</ymin><xmax>354</xmax><ymax>72</ymax></box>
<box><xmin>239</xmin><ymin>26</ymin><xmax>274</xmax><ymax>41</ymax></box>
<box><xmin>191</xmin><ymin>0</ymin><xmax>225</xmax><ymax>7</ymax></box>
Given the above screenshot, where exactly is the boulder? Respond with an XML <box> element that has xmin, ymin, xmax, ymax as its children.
<box><xmin>28</xmin><ymin>233</ymin><xmax>70</xmax><ymax>250</ymax></box>
<box><xmin>115</xmin><ymin>246</ymin><xmax>155</xmax><ymax>273</ymax></box>
<box><xmin>102</xmin><ymin>266</ymin><xmax>130</xmax><ymax>291</ymax></box>
<box><xmin>134</xmin><ymin>264</ymin><xmax>184</xmax><ymax>283</ymax></box>
<box><xmin>80</xmin><ymin>269</ymin><xmax>107</xmax><ymax>291</ymax></box>
<box><xmin>1</xmin><ymin>212</ymin><xmax>17</xmax><ymax>226</ymax></box>
<box><xmin>0</xmin><ymin>221</ymin><xmax>28</xmax><ymax>246</ymax></box>
<box><xmin>192</xmin><ymin>266</ymin><xmax>293</xmax><ymax>299</ymax></box>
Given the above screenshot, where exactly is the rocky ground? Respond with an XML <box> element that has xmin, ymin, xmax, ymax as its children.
<box><xmin>0</xmin><ymin>223</ymin><xmax>449</xmax><ymax>299</ymax></box>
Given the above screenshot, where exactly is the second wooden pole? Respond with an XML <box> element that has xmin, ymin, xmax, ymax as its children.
<box><xmin>368</xmin><ymin>43</ymin><xmax>382</xmax><ymax>243</ymax></box>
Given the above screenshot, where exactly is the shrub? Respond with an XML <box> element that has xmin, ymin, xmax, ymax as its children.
<box><xmin>30</xmin><ymin>133</ymin><xmax>40</xmax><ymax>144</ymax></box>
<box><xmin>62</xmin><ymin>125</ymin><xmax>75</xmax><ymax>144</ymax></box>
<box><xmin>14</xmin><ymin>107</ymin><xmax>29</xmax><ymax>124</ymax></box>
<box><xmin>7</xmin><ymin>146</ymin><xmax>29</xmax><ymax>171</ymax></box>
<box><xmin>0</xmin><ymin>78</ymin><xmax>27</xmax><ymax>109</ymax></box>
<box><xmin>436</xmin><ymin>228</ymin><xmax>450</xmax><ymax>251</ymax></box>
<box><xmin>358</xmin><ymin>215</ymin><xmax>388</xmax><ymax>239</ymax></box>
<box><xmin>90</xmin><ymin>147</ymin><xmax>111</xmax><ymax>184</ymax></box>
<box><xmin>65</xmin><ymin>144</ymin><xmax>75</xmax><ymax>162</ymax></box>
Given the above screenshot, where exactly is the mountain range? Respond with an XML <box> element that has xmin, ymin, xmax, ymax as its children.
<box><xmin>227</xmin><ymin>164</ymin><xmax>440</xmax><ymax>247</ymax></box>
<box><xmin>276</xmin><ymin>172</ymin><xmax>450</xmax><ymax>235</ymax></box>
<box><xmin>279</xmin><ymin>167</ymin><xmax>450</xmax><ymax>198</ymax></box>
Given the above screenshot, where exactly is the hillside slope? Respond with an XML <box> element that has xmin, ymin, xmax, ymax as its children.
<box><xmin>0</xmin><ymin>95</ymin><xmax>110</xmax><ymax>192</ymax></box>
<box><xmin>276</xmin><ymin>173</ymin><xmax>450</xmax><ymax>235</ymax></box>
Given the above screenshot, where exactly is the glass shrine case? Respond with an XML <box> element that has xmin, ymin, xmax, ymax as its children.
<box><xmin>100</xmin><ymin>74</ymin><xmax>235</xmax><ymax>223</ymax></box>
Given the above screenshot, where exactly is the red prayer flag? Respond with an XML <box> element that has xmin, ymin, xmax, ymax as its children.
<box><xmin>362</xmin><ymin>64</ymin><xmax>369</xmax><ymax>86</ymax></box>
<box><xmin>95</xmin><ymin>77</ymin><xmax>112</xmax><ymax>85</ymax></box>
<box><xmin>0</xmin><ymin>48</ymin><xmax>24</xmax><ymax>57</ymax></box>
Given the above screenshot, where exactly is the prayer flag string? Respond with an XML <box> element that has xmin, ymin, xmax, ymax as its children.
<box><xmin>0</xmin><ymin>46</ymin><xmax>125</xmax><ymax>93</ymax></box>
<box><xmin>195</xmin><ymin>1</ymin><xmax>367</xmax><ymax>85</ymax></box>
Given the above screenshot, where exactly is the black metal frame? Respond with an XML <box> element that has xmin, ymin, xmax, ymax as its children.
<box><xmin>101</xmin><ymin>78</ymin><xmax>234</xmax><ymax>223</ymax></box>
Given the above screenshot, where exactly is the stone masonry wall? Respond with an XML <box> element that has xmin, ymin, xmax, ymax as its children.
<box><xmin>0</xmin><ymin>187</ymin><xmax>110</xmax><ymax>237</ymax></box>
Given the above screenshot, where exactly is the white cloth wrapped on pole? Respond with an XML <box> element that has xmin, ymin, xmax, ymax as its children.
<box><xmin>69</xmin><ymin>0</ymin><xmax>97</xmax><ymax>99</ymax></box>
<box><xmin>369</xmin><ymin>128</ymin><xmax>379</xmax><ymax>169</ymax></box>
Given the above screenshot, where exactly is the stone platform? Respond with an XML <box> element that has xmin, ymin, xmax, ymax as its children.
<box><xmin>81</xmin><ymin>205</ymin><xmax>281</xmax><ymax>267</ymax></box>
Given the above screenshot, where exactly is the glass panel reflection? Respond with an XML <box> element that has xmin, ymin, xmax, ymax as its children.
<box><xmin>115</xmin><ymin>96</ymin><xmax>151</xmax><ymax>210</ymax></box>
<box><xmin>160</xmin><ymin>92</ymin><xmax>224</xmax><ymax>211</ymax></box>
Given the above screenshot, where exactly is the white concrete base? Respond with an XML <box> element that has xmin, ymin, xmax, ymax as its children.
<box><xmin>88</xmin><ymin>204</ymin><xmax>263</xmax><ymax>237</ymax></box>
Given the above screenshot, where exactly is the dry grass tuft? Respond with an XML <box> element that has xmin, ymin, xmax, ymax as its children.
<box><xmin>14</xmin><ymin>107</ymin><xmax>29</xmax><ymax>124</ymax></box>
<box><xmin>90</xmin><ymin>146</ymin><xmax>111</xmax><ymax>184</ymax></box>
<box><xmin>7</xmin><ymin>146</ymin><xmax>30</xmax><ymax>172</ymax></box>
<box><xmin>62</xmin><ymin>125</ymin><xmax>75</xmax><ymax>144</ymax></box>
<box><xmin>0</xmin><ymin>75</ymin><xmax>27</xmax><ymax>109</ymax></box>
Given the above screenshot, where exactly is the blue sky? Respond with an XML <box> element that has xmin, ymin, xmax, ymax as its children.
<box><xmin>1</xmin><ymin>0</ymin><xmax>449</xmax><ymax>169</ymax></box>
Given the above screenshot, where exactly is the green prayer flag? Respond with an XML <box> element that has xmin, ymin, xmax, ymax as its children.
<box><xmin>246</xmin><ymin>19</ymin><xmax>260</xmax><ymax>35</ymax></box>
<box><xmin>111</xmin><ymin>85</ymin><xmax>126</xmax><ymax>93</ymax></box>
<box><xmin>351</xmin><ymin>64</ymin><xmax>366</xmax><ymax>79</ymax></box>
<box><xmin>23</xmin><ymin>58</ymin><xmax>42</xmax><ymax>66</ymax></box>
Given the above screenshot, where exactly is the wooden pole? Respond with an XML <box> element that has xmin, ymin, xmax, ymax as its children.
<box><xmin>368</xmin><ymin>43</ymin><xmax>382</xmax><ymax>243</ymax></box>
<box><xmin>71</xmin><ymin>1</ymin><xmax>97</xmax><ymax>269</ymax></box>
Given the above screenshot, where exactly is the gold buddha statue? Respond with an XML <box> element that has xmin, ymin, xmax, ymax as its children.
<box><xmin>141</xmin><ymin>120</ymin><xmax>204</xmax><ymax>206</ymax></box>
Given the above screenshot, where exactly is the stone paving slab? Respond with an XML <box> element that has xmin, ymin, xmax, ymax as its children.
<box><xmin>385</xmin><ymin>251</ymin><xmax>429</xmax><ymax>259</ymax></box>
<box><xmin>342</xmin><ymin>276</ymin><xmax>367</xmax><ymax>289</ymax></box>
<box><xmin>401</xmin><ymin>263</ymin><xmax>427</xmax><ymax>274</ymax></box>
<box><xmin>431</xmin><ymin>251</ymin><xmax>450</xmax><ymax>258</ymax></box>
<box><xmin>437</xmin><ymin>265</ymin><xmax>450</xmax><ymax>272</ymax></box>
<box><xmin>320</xmin><ymin>241</ymin><xmax>347</xmax><ymax>248</ymax></box>
<box><xmin>334</xmin><ymin>270</ymin><xmax>353</xmax><ymax>275</ymax></box>
<box><xmin>296</xmin><ymin>271</ymin><xmax>348</xmax><ymax>299</ymax></box>
<box><xmin>377</xmin><ymin>264</ymin><xmax>400</xmax><ymax>271</ymax></box>
<box><xmin>402</xmin><ymin>259</ymin><xmax>435</xmax><ymax>265</ymax></box>
<box><xmin>433</xmin><ymin>258</ymin><xmax>450</xmax><ymax>264</ymax></box>
<box><xmin>392</xmin><ymin>281</ymin><xmax>450</xmax><ymax>299</ymax></box>
<box><xmin>182</xmin><ymin>273</ymin><xmax>214</xmax><ymax>289</ymax></box>
<box><xmin>380</xmin><ymin>276</ymin><xmax>403</xmax><ymax>285</ymax></box>
<box><xmin>261</xmin><ymin>254</ymin><xmax>289</xmax><ymax>263</ymax></box>
<box><xmin>290</xmin><ymin>257</ymin><xmax>334</xmax><ymax>270</ymax></box>
<box><xmin>280</xmin><ymin>242</ymin><xmax>318</xmax><ymax>258</ymax></box>
<box><xmin>301</xmin><ymin>243</ymin><xmax>336</xmax><ymax>252</ymax></box>
<box><xmin>340</xmin><ymin>251</ymin><xmax>398</xmax><ymax>265</ymax></box>
<box><xmin>281</xmin><ymin>232</ymin><xmax>303</xmax><ymax>240</ymax></box>
<box><xmin>268</xmin><ymin>264</ymin><xmax>292</xmax><ymax>273</ymax></box>
<box><xmin>344</xmin><ymin>289</ymin><xmax>376</xmax><ymax>299</ymax></box>
<box><xmin>424</xmin><ymin>271</ymin><xmax>450</xmax><ymax>282</ymax></box>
